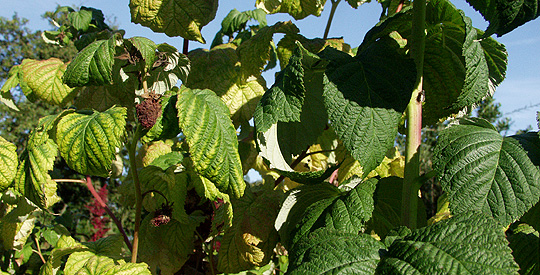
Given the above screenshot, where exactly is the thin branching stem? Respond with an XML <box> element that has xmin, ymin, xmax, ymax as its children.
<box><xmin>323</xmin><ymin>0</ymin><xmax>341</xmax><ymax>39</ymax></box>
<box><xmin>84</xmin><ymin>176</ymin><xmax>133</xmax><ymax>251</ymax></box>
<box><xmin>128</xmin><ymin>125</ymin><xmax>143</xmax><ymax>263</ymax></box>
<box><xmin>34</xmin><ymin>236</ymin><xmax>46</xmax><ymax>264</ymax></box>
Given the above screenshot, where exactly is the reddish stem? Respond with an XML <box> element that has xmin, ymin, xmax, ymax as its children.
<box><xmin>183</xmin><ymin>39</ymin><xmax>189</xmax><ymax>55</ymax></box>
<box><xmin>85</xmin><ymin>176</ymin><xmax>133</xmax><ymax>251</ymax></box>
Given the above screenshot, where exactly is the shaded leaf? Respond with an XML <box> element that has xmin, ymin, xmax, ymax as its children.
<box><xmin>129</xmin><ymin>0</ymin><xmax>219</xmax><ymax>43</ymax></box>
<box><xmin>466</xmin><ymin>0</ymin><xmax>540</xmax><ymax>37</ymax></box>
<box><xmin>507</xmin><ymin>224</ymin><xmax>540</xmax><ymax>275</ymax></box>
<box><xmin>56</xmin><ymin>107</ymin><xmax>126</xmax><ymax>177</ymax></box>
<box><xmin>141</xmin><ymin>94</ymin><xmax>181</xmax><ymax>143</ymax></box>
<box><xmin>176</xmin><ymin>87</ymin><xmax>245</xmax><ymax>198</ymax></box>
<box><xmin>20</xmin><ymin>58</ymin><xmax>77</xmax><ymax>106</ymax></box>
<box><xmin>433</xmin><ymin>118</ymin><xmax>540</xmax><ymax>225</ymax></box>
<box><xmin>218</xmin><ymin>188</ymin><xmax>282</xmax><ymax>273</ymax></box>
<box><xmin>221</xmin><ymin>8</ymin><xmax>267</xmax><ymax>36</ymax></box>
<box><xmin>127</xmin><ymin>36</ymin><xmax>157</xmax><ymax>71</ymax></box>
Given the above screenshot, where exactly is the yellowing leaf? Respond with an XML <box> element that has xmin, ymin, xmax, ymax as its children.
<box><xmin>20</xmin><ymin>58</ymin><xmax>77</xmax><ymax>106</ymax></box>
<box><xmin>0</xmin><ymin>137</ymin><xmax>18</xmax><ymax>191</ymax></box>
<box><xmin>130</xmin><ymin>0</ymin><xmax>219</xmax><ymax>43</ymax></box>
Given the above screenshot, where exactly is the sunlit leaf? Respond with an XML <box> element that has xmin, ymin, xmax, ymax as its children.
<box><xmin>433</xmin><ymin>118</ymin><xmax>540</xmax><ymax>225</ymax></box>
<box><xmin>129</xmin><ymin>0</ymin><xmax>219</xmax><ymax>43</ymax></box>
<box><xmin>176</xmin><ymin>87</ymin><xmax>245</xmax><ymax>198</ymax></box>
<box><xmin>56</xmin><ymin>107</ymin><xmax>126</xmax><ymax>177</ymax></box>
<box><xmin>0</xmin><ymin>65</ymin><xmax>21</xmax><ymax>111</ymax></box>
<box><xmin>256</xmin><ymin>0</ymin><xmax>327</xmax><ymax>20</ymax></box>
<box><xmin>19</xmin><ymin>58</ymin><xmax>77</xmax><ymax>106</ymax></box>
<box><xmin>0</xmin><ymin>137</ymin><xmax>17</xmax><ymax>191</ymax></box>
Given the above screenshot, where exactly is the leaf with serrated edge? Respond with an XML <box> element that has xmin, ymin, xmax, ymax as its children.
<box><xmin>218</xmin><ymin>188</ymin><xmax>282</xmax><ymax>273</ymax></box>
<box><xmin>0</xmin><ymin>137</ymin><xmax>17</xmax><ymax>191</ymax></box>
<box><xmin>56</xmin><ymin>107</ymin><xmax>126</xmax><ymax>178</ymax></box>
<box><xmin>128</xmin><ymin>36</ymin><xmax>157</xmax><ymax>71</ymax></box>
<box><xmin>433</xmin><ymin>118</ymin><xmax>540</xmax><ymax>225</ymax></box>
<box><xmin>63</xmin><ymin>35</ymin><xmax>119</xmax><ymax>87</ymax></box>
<box><xmin>378</xmin><ymin>212</ymin><xmax>518</xmax><ymax>274</ymax></box>
<box><xmin>322</xmin><ymin>37</ymin><xmax>415</xmax><ymax>176</ymax></box>
<box><xmin>129</xmin><ymin>0</ymin><xmax>218</xmax><ymax>43</ymax></box>
<box><xmin>176</xmin><ymin>87</ymin><xmax>245</xmax><ymax>198</ymax></box>
<box><xmin>507</xmin><ymin>224</ymin><xmax>539</xmax><ymax>275</ymax></box>
<box><xmin>20</xmin><ymin>58</ymin><xmax>77</xmax><ymax>106</ymax></box>
<box><xmin>256</xmin><ymin>0</ymin><xmax>326</xmax><ymax>20</ymax></box>
<box><xmin>0</xmin><ymin>65</ymin><xmax>21</xmax><ymax>111</ymax></box>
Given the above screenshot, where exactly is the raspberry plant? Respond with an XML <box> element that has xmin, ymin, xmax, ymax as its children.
<box><xmin>1</xmin><ymin>0</ymin><xmax>539</xmax><ymax>274</ymax></box>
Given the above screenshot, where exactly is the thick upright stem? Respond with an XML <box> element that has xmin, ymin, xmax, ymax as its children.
<box><xmin>323</xmin><ymin>0</ymin><xmax>341</xmax><ymax>39</ymax></box>
<box><xmin>128</xmin><ymin>125</ymin><xmax>143</xmax><ymax>263</ymax></box>
<box><xmin>402</xmin><ymin>0</ymin><xmax>426</xmax><ymax>228</ymax></box>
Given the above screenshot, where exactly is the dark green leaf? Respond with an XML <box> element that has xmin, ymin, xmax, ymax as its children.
<box><xmin>466</xmin><ymin>0</ymin><xmax>540</xmax><ymax>36</ymax></box>
<box><xmin>142</xmin><ymin>94</ymin><xmax>181</xmax><ymax>143</ymax></box>
<box><xmin>378</xmin><ymin>212</ymin><xmax>518</xmax><ymax>274</ymax></box>
<box><xmin>433</xmin><ymin>118</ymin><xmax>540</xmax><ymax>225</ymax></box>
<box><xmin>507</xmin><ymin>224</ymin><xmax>540</xmax><ymax>275</ymax></box>
<box><xmin>276</xmin><ymin>165</ymin><xmax>339</xmax><ymax>185</ymax></box>
<box><xmin>322</xmin><ymin>37</ymin><xmax>415</xmax><ymax>175</ymax></box>
<box><xmin>128</xmin><ymin>36</ymin><xmax>157</xmax><ymax>71</ymax></box>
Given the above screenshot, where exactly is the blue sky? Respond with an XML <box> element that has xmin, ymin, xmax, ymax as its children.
<box><xmin>2</xmin><ymin>0</ymin><xmax>539</xmax><ymax>133</ymax></box>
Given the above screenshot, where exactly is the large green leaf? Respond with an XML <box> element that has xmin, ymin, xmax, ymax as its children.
<box><xmin>66</xmin><ymin>255</ymin><xmax>151</xmax><ymax>275</ymax></box>
<box><xmin>507</xmin><ymin>224</ymin><xmax>540</xmax><ymax>275</ymax></box>
<box><xmin>126</xmin><ymin>36</ymin><xmax>157</xmax><ymax>71</ymax></box>
<box><xmin>322</xmin><ymin>37</ymin><xmax>415</xmax><ymax>176</ymax></box>
<box><xmin>142</xmin><ymin>44</ymin><xmax>190</xmax><ymax>95</ymax></box>
<box><xmin>74</xmin><ymin>85</ymin><xmax>136</xmax><ymax>119</ymax></box>
<box><xmin>63</xmin><ymin>235</ymin><xmax>127</xmax><ymax>275</ymax></box>
<box><xmin>0</xmin><ymin>65</ymin><xmax>21</xmax><ymax>111</ymax></box>
<box><xmin>361</xmin><ymin>0</ymin><xmax>506</xmax><ymax>126</ymax></box>
<box><xmin>56</xmin><ymin>107</ymin><xmax>126</xmax><ymax>178</ymax></box>
<box><xmin>254</xmin><ymin>44</ymin><xmax>306</xmax><ymax>133</ymax></box>
<box><xmin>176</xmin><ymin>87</ymin><xmax>245</xmax><ymax>198</ymax></box>
<box><xmin>466</xmin><ymin>0</ymin><xmax>540</xmax><ymax>36</ymax></box>
<box><xmin>0</xmin><ymin>137</ymin><xmax>17</xmax><ymax>191</ymax></box>
<box><xmin>433</xmin><ymin>118</ymin><xmax>540</xmax><ymax>225</ymax></box>
<box><xmin>15</xmin><ymin>115</ymin><xmax>62</xmax><ymax>209</ymax></box>
<box><xmin>0</xmin><ymin>193</ymin><xmax>36</xmax><ymax>251</ymax></box>
<box><xmin>19</xmin><ymin>58</ymin><xmax>77</xmax><ymax>106</ymax></box>
<box><xmin>63</xmin><ymin>34</ymin><xmax>120</xmax><ymax>87</ymax></box>
<box><xmin>220</xmin><ymin>8</ymin><xmax>267</xmax><ymax>36</ymax></box>
<box><xmin>284</xmin><ymin>178</ymin><xmax>376</xmax><ymax>249</ymax></box>
<box><xmin>287</xmin><ymin>228</ymin><xmax>384</xmax><ymax>275</ymax></box>
<box><xmin>256</xmin><ymin>0</ymin><xmax>327</xmax><ymax>20</ymax></box>
<box><xmin>129</xmin><ymin>0</ymin><xmax>218</xmax><ymax>43</ymax></box>
<box><xmin>141</xmin><ymin>94</ymin><xmax>181</xmax><ymax>143</ymax></box>
<box><xmin>217</xmin><ymin>188</ymin><xmax>282</xmax><ymax>273</ymax></box>
<box><xmin>377</xmin><ymin>212</ymin><xmax>518</xmax><ymax>274</ymax></box>
<box><xmin>139</xmin><ymin>216</ymin><xmax>199</xmax><ymax>274</ymax></box>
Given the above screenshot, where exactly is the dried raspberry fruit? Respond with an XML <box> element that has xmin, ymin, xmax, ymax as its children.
<box><xmin>136</xmin><ymin>98</ymin><xmax>162</xmax><ymax>129</ymax></box>
<box><xmin>150</xmin><ymin>202</ymin><xmax>174</xmax><ymax>227</ymax></box>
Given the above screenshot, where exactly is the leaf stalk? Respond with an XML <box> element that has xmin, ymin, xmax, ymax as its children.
<box><xmin>128</xmin><ymin>125</ymin><xmax>143</xmax><ymax>263</ymax></box>
<box><xmin>323</xmin><ymin>0</ymin><xmax>341</xmax><ymax>39</ymax></box>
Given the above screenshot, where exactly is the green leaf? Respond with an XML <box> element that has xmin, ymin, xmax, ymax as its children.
<box><xmin>466</xmin><ymin>0</ymin><xmax>540</xmax><ymax>37</ymax></box>
<box><xmin>66</xmin><ymin>255</ymin><xmax>151</xmax><ymax>275</ymax></box>
<box><xmin>256</xmin><ymin>123</ymin><xmax>294</xmax><ymax>172</ymax></box>
<box><xmin>287</xmin><ymin>178</ymin><xmax>376</xmax><ymax>249</ymax></box>
<box><xmin>149</xmin><ymin>152</ymin><xmax>184</xmax><ymax>170</ymax></box>
<box><xmin>129</xmin><ymin>0</ymin><xmax>218</xmax><ymax>43</ymax></box>
<box><xmin>176</xmin><ymin>87</ymin><xmax>245</xmax><ymax>198</ymax></box>
<box><xmin>322</xmin><ymin>37</ymin><xmax>415</xmax><ymax>175</ymax></box>
<box><xmin>221</xmin><ymin>76</ymin><xmax>267</xmax><ymax>127</ymax></box>
<box><xmin>56</xmin><ymin>107</ymin><xmax>127</xmax><ymax>178</ymax></box>
<box><xmin>73</xmin><ymin>85</ymin><xmax>136</xmax><ymax>119</ymax></box>
<box><xmin>63</xmin><ymin>235</ymin><xmax>127</xmax><ymax>275</ymax></box>
<box><xmin>15</xmin><ymin>113</ymin><xmax>64</xmax><ymax>208</ymax></box>
<box><xmin>39</xmin><ymin>236</ymin><xmax>87</xmax><ymax>275</ymax></box>
<box><xmin>0</xmin><ymin>193</ymin><xmax>36</xmax><ymax>250</ymax></box>
<box><xmin>0</xmin><ymin>137</ymin><xmax>18</xmax><ymax>191</ymax></box>
<box><xmin>507</xmin><ymin>224</ymin><xmax>540</xmax><ymax>275</ymax></box>
<box><xmin>217</xmin><ymin>188</ymin><xmax>282</xmax><ymax>273</ymax></box>
<box><xmin>68</xmin><ymin>8</ymin><xmax>92</xmax><ymax>32</ymax></box>
<box><xmin>478</xmin><ymin>30</ymin><xmax>508</xmax><ymax>91</ymax></box>
<box><xmin>0</xmin><ymin>65</ymin><xmax>21</xmax><ymax>111</ymax></box>
<box><xmin>143</xmin><ymin>47</ymin><xmax>190</xmax><ymax>95</ymax></box>
<box><xmin>254</xmin><ymin>44</ymin><xmax>306</xmax><ymax>133</ymax></box>
<box><xmin>139</xmin><ymin>216</ymin><xmax>199</xmax><ymax>274</ymax></box>
<box><xmin>288</xmin><ymin>228</ymin><xmax>384</xmax><ymax>274</ymax></box>
<box><xmin>19</xmin><ymin>58</ymin><xmax>77</xmax><ymax>106</ymax></box>
<box><xmin>221</xmin><ymin>9</ymin><xmax>267</xmax><ymax>36</ymax></box>
<box><xmin>63</xmin><ymin>34</ymin><xmax>120</xmax><ymax>87</ymax></box>
<box><xmin>256</xmin><ymin>0</ymin><xmax>327</xmax><ymax>20</ymax></box>
<box><xmin>276</xmin><ymin>165</ymin><xmax>339</xmax><ymax>185</ymax></box>
<box><xmin>127</xmin><ymin>36</ymin><xmax>157</xmax><ymax>71</ymax></box>
<box><xmin>378</xmin><ymin>212</ymin><xmax>518</xmax><ymax>274</ymax></box>
<box><xmin>433</xmin><ymin>118</ymin><xmax>540</xmax><ymax>226</ymax></box>
<box><xmin>237</xmin><ymin>21</ymin><xmax>299</xmax><ymax>78</ymax></box>
<box><xmin>139</xmin><ymin>166</ymin><xmax>189</xmax><ymax>222</ymax></box>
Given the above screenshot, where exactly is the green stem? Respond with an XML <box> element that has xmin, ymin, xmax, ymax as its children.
<box><xmin>128</xmin><ymin>125</ymin><xmax>143</xmax><ymax>263</ymax></box>
<box><xmin>402</xmin><ymin>0</ymin><xmax>426</xmax><ymax>228</ymax></box>
<box><xmin>323</xmin><ymin>0</ymin><xmax>341</xmax><ymax>39</ymax></box>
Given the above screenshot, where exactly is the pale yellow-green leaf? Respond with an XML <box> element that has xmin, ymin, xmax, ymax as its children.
<box><xmin>0</xmin><ymin>136</ymin><xmax>18</xmax><ymax>191</ymax></box>
<box><xmin>141</xmin><ymin>141</ymin><xmax>172</xmax><ymax>167</ymax></box>
<box><xmin>63</xmin><ymin>235</ymin><xmax>126</xmax><ymax>275</ymax></box>
<box><xmin>277</xmin><ymin>33</ymin><xmax>351</xmax><ymax>68</ymax></box>
<box><xmin>221</xmin><ymin>75</ymin><xmax>266</xmax><ymax>126</ymax></box>
<box><xmin>39</xmin><ymin>236</ymin><xmax>87</xmax><ymax>275</ymax></box>
<box><xmin>139</xmin><ymin>216</ymin><xmax>199</xmax><ymax>274</ymax></box>
<box><xmin>56</xmin><ymin>107</ymin><xmax>126</xmax><ymax>177</ymax></box>
<box><xmin>0</xmin><ymin>65</ymin><xmax>21</xmax><ymax>111</ymax></box>
<box><xmin>256</xmin><ymin>0</ymin><xmax>327</xmax><ymax>20</ymax></box>
<box><xmin>20</xmin><ymin>58</ymin><xmax>77</xmax><ymax>106</ymax></box>
<box><xmin>129</xmin><ymin>0</ymin><xmax>218</xmax><ymax>43</ymax></box>
<box><xmin>218</xmin><ymin>189</ymin><xmax>282</xmax><ymax>273</ymax></box>
<box><xmin>0</xmin><ymin>195</ymin><xmax>36</xmax><ymax>250</ymax></box>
